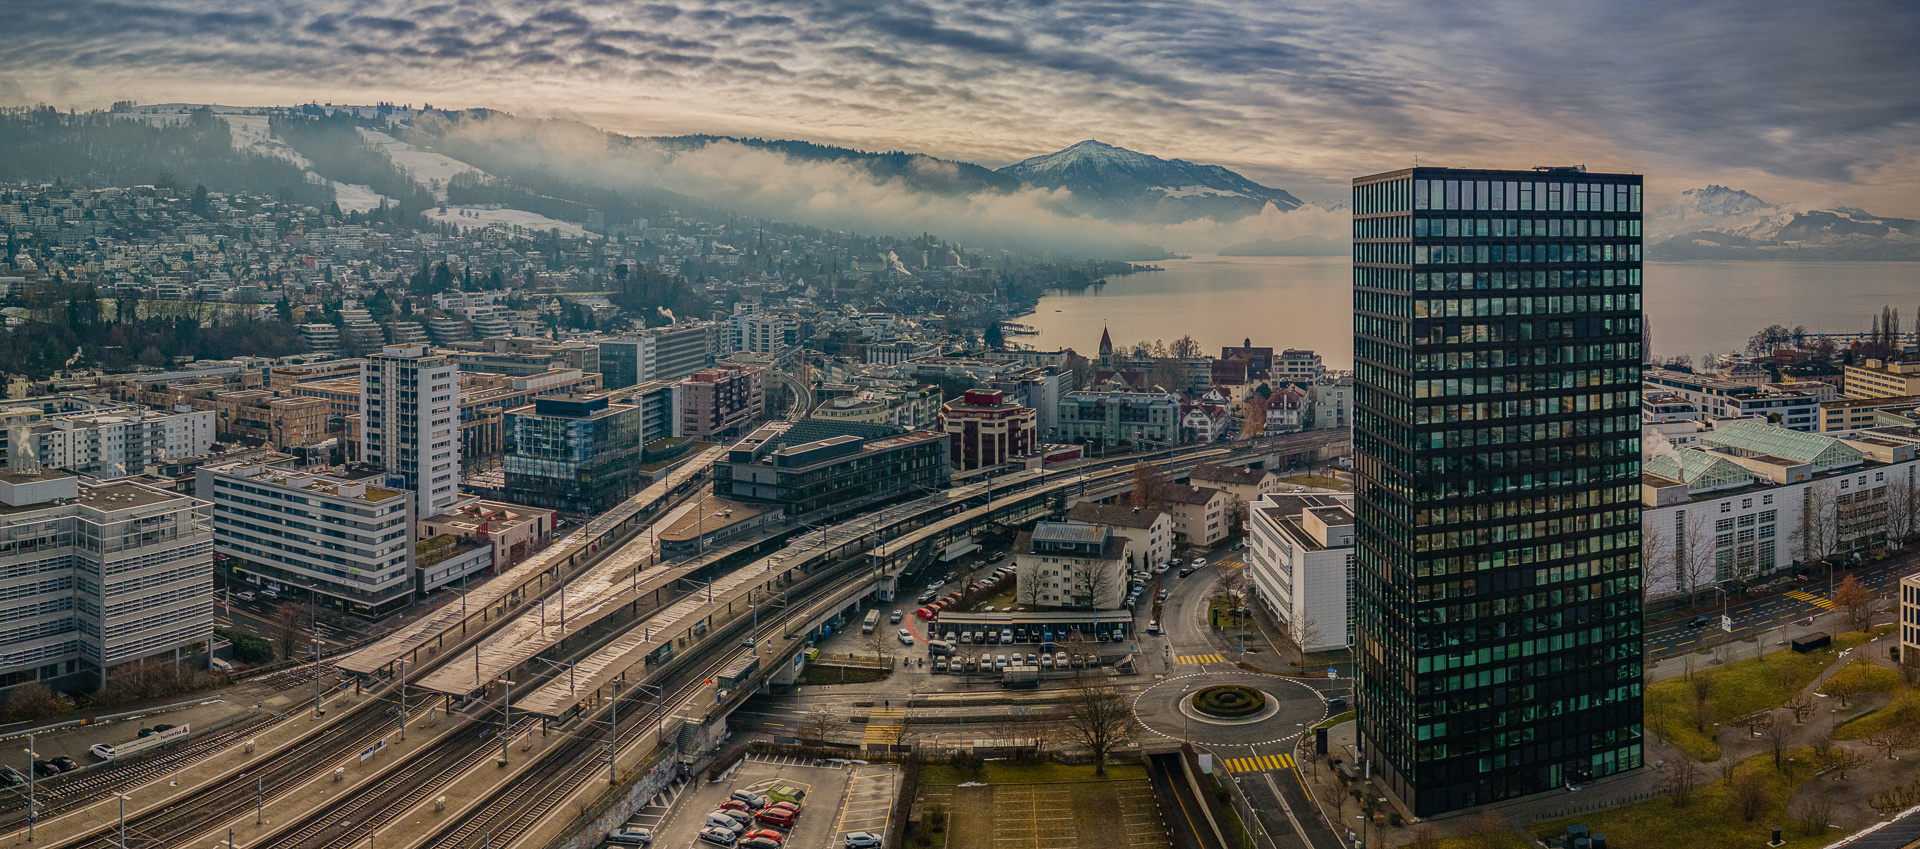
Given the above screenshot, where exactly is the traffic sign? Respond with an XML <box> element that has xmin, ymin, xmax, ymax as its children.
<box><xmin>1721</xmin><ymin>615</ymin><xmax>1733</xmax><ymax>633</ymax></box>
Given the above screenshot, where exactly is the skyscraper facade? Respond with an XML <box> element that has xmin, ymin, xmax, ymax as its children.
<box><xmin>361</xmin><ymin>345</ymin><xmax>461</xmax><ymax>520</ymax></box>
<box><xmin>1351</xmin><ymin>167</ymin><xmax>1645</xmax><ymax>816</ymax></box>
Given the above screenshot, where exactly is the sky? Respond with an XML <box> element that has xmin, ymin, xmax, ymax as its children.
<box><xmin>3</xmin><ymin>0</ymin><xmax>1917</xmax><ymax>214</ymax></box>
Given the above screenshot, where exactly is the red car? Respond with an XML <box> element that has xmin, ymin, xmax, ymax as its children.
<box><xmin>744</xmin><ymin>829</ymin><xmax>784</xmax><ymax>845</ymax></box>
<box><xmin>767</xmin><ymin>801</ymin><xmax>801</xmax><ymax>816</ymax></box>
<box><xmin>915</xmin><ymin>607</ymin><xmax>935</xmax><ymax>620</ymax></box>
<box><xmin>720</xmin><ymin>800</ymin><xmax>752</xmax><ymax>814</ymax></box>
<box><xmin>755</xmin><ymin>808</ymin><xmax>798</xmax><ymax>828</ymax></box>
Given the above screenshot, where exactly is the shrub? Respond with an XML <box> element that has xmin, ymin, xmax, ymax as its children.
<box><xmin>1193</xmin><ymin>684</ymin><xmax>1267</xmax><ymax>718</ymax></box>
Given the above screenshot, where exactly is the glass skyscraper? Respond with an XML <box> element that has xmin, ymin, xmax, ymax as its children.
<box><xmin>1350</xmin><ymin>167</ymin><xmax>1645</xmax><ymax>816</ymax></box>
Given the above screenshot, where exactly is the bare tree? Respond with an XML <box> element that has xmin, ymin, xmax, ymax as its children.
<box><xmin>1866</xmin><ymin>725</ymin><xmax>1916</xmax><ymax>760</ymax></box>
<box><xmin>1796</xmin><ymin>481</ymin><xmax>1839</xmax><ymax>566</ymax></box>
<box><xmin>1675</xmin><ymin>509</ymin><xmax>1719</xmax><ymax>607</ymax></box>
<box><xmin>1718</xmin><ymin>752</ymin><xmax>1740</xmax><ymax>789</ymax></box>
<box><xmin>1826</xmin><ymin>744</ymin><xmax>1869</xmax><ymax>780</ymax></box>
<box><xmin>1886</xmin><ymin>475</ymin><xmax>1919</xmax><ymax>548</ymax></box>
<box><xmin>1734</xmin><ymin>770</ymin><xmax>1769</xmax><ymax>821</ymax></box>
<box><xmin>1015</xmin><ymin>570</ymin><xmax>1043</xmax><ymax>608</ymax></box>
<box><xmin>1658</xmin><ymin>758</ymin><xmax>1701</xmax><ymax>807</ymax></box>
<box><xmin>1834</xmin><ymin>573</ymin><xmax>1875</xmax><ymax>633</ymax></box>
<box><xmin>1761</xmin><ymin>714</ymin><xmax>1796</xmax><ymax>769</ymax></box>
<box><xmin>1794</xmin><ymin>796</ymin><xmax>1835</xmax><ymax>836</ymax></box>
<box><xmin>1461</xmin><ymin>810</ymin><xmax>1510</xmax><ymax>849</ymax></box>
<box><xmin>2</xmin><ymin>682</ymin><xmax>73</xmax><ymax>723</ymax></box>
<box><xmin>1069</xmin><ymin>560</ymin><xmax>1121</xmax><ymax>610</ymax></box>
<box><xmin>1785</xmin><ymin>692</ymin><xmax>1817</xmax><ymax>724</ymax></box>
<box><xmin>1409</xmin><ymin>825</ymin><xmax>1440</xmax><ymax>849</ymax></box>
<box><xmin>1240</xmin><ymin>401</ymin><xmax>1267</xmax><ymax>439</ymax></box>
<box><xmin>273</xmin><ymin>601</ymin><xmax>308</xmax><ymax>660</ymax></box>
<box><xmin>1827</xmin><ymin>673</ymin><xmax>1864</xmax><ymax>708</ymax></box>
<box><xmin>863</xmin><ymin>626</ymin><xmax>895</xmax><ymax>668</ymax></box>
<box><xmin>1130</xmin><ymin>462</ymin><xmax>1172</xmax><ymax>511</ymax></box>
<box><xmin>1061</xmin><ymin>680</ymin><xmax>1133</xmax><ymax>775</ymax></box>
<box><xmin>801</xmin><ymin>708</ymin><xmax>835</xmax><ymax>744</ymax></box>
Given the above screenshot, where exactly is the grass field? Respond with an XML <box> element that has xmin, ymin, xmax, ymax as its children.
<box><xmin>1531</xmin><ymin>752</ymin><xmax>1821</xmax><ymax>849</ymax></box>
<box><xmin>917</xmin><ymin>764</ymin><xmax>1163</xmax><ymax>849</ymax></box>
<box><xmin>1646</xmin><ymin>633</ymin><xmax>1863</xmax><ymax>761</ymax></box>
<box><xmin>1279</xmin><ymin>474</ymin><xmax>1349</xmax><ymax>491</ymax></box>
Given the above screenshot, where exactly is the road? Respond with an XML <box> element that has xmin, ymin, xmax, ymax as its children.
<box><xmin>1645</xmin><ymin>551</ymin><xmax>1912</xmax><ymax>660</ymax></box>
<box><xmin>1148</xmin><ymin>753</ymin><xmax>1224</xmax><ymax>849</ymax></box>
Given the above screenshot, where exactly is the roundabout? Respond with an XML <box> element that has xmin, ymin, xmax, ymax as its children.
<box><xmin>1132</xmin><ymin>671</ymin><xmax>1327</xmax><ymax>747</ymax></box>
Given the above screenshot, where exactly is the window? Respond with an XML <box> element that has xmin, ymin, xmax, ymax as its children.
<box><xmin>1720</xmin><ymin>503</ymin><xmax>1732</xmax><ymax>513</ymax></box>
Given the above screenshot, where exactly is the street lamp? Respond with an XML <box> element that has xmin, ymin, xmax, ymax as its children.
<box><xmin>24</xmin><ymin>733</ymin><xmax>37</xmax><ymax>843</ymax></box>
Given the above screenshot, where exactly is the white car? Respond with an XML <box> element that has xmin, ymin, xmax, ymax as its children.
<box><xmin>233</xmin><ymin>591</ymin><xmax>255</xmax><ymax>602</ymax></box>
<box><xmin>845</xmin><ymin>833</ymin><xmax>883</xmax><ymax>849</ymax></box>
<box><xmin>1191</xmin><ymin>557</ymin><xmax>1207</xmax><ymax>567</ymax></box>
<box><xmin>897</xmin><ymin>629</ymin><xmax>915</xmax><ymax>646</ymax></box>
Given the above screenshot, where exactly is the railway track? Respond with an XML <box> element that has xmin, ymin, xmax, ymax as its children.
<box><xmin>268</xmin><ymin>714</ymin><xmax>535</xmax><ymax>849</ymax></box>
<box><xmin>0</xmin><ymin>668</ymin><xmax>341</xmax><ymax>828</ymax></box>
<box><xmin>43</xmin><ymin>689</ymin><xmax>401</xmax><ymax>849</ymax></box>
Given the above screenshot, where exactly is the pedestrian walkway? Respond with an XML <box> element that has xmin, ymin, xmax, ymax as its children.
<box><xmin>862</xmin><ymin>709</ymin><xmax>904</xmax><ymax>747</ymax></box>
<box><xmin>1212</xmin><ymin>559</ymin><xmax>1246</xmax><ymax>569</ymax></box>
<box><xmin>1178</xmin><ymin>653</ymin><xmax>1225</xmax><ymax>665</ymax></box>
<box><xmin>1786</xmin><ymin>589</ymin><xmax>1835</xmax><ymax>609</ymax></box>
<box><xmin>1225</xmin><ymin>753</ymin><xmax>1295</xmax><ymax>772</ymax></box>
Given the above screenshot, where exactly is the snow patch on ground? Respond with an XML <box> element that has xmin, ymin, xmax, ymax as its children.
<box><xmin>426</xmin><ymin>205</ymin><xmax>592</xmax><ymax>239</ymax></box>
<box><xmin>1158</xmin><ymin>184</ymin><xmax>1249</xmax><ymax>199</ymax></box>
<box><xmin>357</xmin><ymin>128</ymin><xmax>486</xmax><ymax>202</ymax></box>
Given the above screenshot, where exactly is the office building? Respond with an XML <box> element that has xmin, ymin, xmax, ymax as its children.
<box><xmin>714</xmin><ymin>420</ymin><xmax>949</xmax><ymax>519</ymax></box>
<box><xmin>4</xmin><ymin>407</ymin><xmax>216</xmax><ymax>477</ymax></box>
<box><xmin>1247</xmin><ymin>493</ymin><xmax>1354</xmax><ymax>652</ymax></box>
<box><xmin>1844</xmin><ymin>359</ymin><xmax>1920</xmax><ymax>400</ymax></box>
<box><xmin>503</xmin><ymin>395</ymin><xmax>642</xmax><ymax>514</ymax></box>
<box><xmin>598</xmin><ymin>324</ymin><xmax>717</xmax><ymax>389</ymax></box>
<box><xmin>938</xmin><ymin>389</ymin><xmax>1038</xmax><ymax>471</ymax></box>
<box><xmin>361</xmin><ymin>345</ymin><xmax>461</xmax><ymax>519</ymax></box>
<box><xmin>1013</xmin><ymin>522</ymin><xmax>1131</xmax><ymax>610</ymax></box>
<box><xmin>1351</xmin><ymin>167</ymin><xmax>1645</xmax><ymax>815</ymax></box>
<box><xmin>0</xmin><ymin>471</ymin><xmax>213</xmax><ymax>693</ymax></box>
<box><xmin>199</xmin><ymin>460</ymin><xmax>415</xmax><ymax>617</ymax></box>
<box><xmin>1642</xmin><ymin>368</ymin><xmax>1818</xmax><ymax>431</ymax></box>
<box><xmin>1901</xmin><ymin>573</ymin><xmax>1920</xmax><ymax>666</ymax></box>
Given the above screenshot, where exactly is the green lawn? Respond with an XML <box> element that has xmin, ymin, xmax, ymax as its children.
<box><xmin>1531</xmin><ymin>752</ymin><xmax>1820</xmax><ymax>849</ymax></box>
<box><xmin>1647</xmin><ymin>636</ymin><xmax>1858</xmax><ymax>761</ymax></box>
<box><xmin>1313</xmin><ymin>711</ymin><xmax>1356</xmax><ymax>730</ymax></box>
<box><xmin>1834</xmin><ymin>688</ymin><xmax>1920</xmax><ymax>740</ymax></box>
<box><xmin>1820</xmin><ymin>659</ymin><xmax>1902</xmax><ymax>697</ymax></box>
<box><xmin>1279</xmin><ymin>474</ymin><xmax>1349</xmax><ymax>491</ymax></box>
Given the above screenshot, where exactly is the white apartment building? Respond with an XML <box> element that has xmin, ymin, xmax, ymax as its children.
<box><xmin>361</xmin><ymin>345</ymin><xmax>461</xmax><ymax>520</ymax></box>
<box><xmin>199</xmin><ymin>461</ymin><xmax>416</xmax><ymax>617</ymax></box>
<box><xmin>1247</xmin><ymin>493</ymin><xmax>1353</xmax><ymax>653</ymax></box>
<box><xmin>1901</xmin><ymin>573</ymin><xmax>1920</xmax><ymax>666</ymax></box>
<box><xmin>0</xmin><ymin>470</ymin><xmax>213</xmax><ymax>692</ymax></box>
<box><xmin>740</xmin><ymin>312</ymin><xmax>799</xmax><ymax>356</ymax></box>
<box><xmin>1164</xmin><ymin>483</ymin><xmax>1232</xmax><ymax>548</ymax></box>
<box><xmin>1642</xmin><ymin>368</ymin><xmax>1820</xmax><ymax>431</ymax></box>
<box><xmin>7</xmin><ymin>407</ymin><xmax>216</xmax><ymax>478</ymax></box>
<box><xmin>1013</xmin><ymin>522</ymin><xmax>1132</xmax><ymax>610</ymax></box>
<box><xmin>1312</xmin><ymin>379</ymin><xmax>1352</xmax><ymax>430</ymax></box>
<box><xmin>1274</xmin><ymin>349</ymin><xmax>1326</xmax><ymax>384</ymax></box>
<box><xmin>1066</xmin><ymin>503</ymin><xmax>1173</xmax><ymax>571</ymax></box>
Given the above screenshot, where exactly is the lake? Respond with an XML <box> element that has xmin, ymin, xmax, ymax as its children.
<box><xmin>1015</xmin><ymin>256</ymin><xmax>1920</xmax><ymax>370</ymax></box>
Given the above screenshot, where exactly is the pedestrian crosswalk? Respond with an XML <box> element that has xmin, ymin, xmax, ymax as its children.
<box><xmin>1224</xmin><ymin>753</ymin><xmax>1295</xmax><ymax>772</ymax></box>
<box><xmin>863</xmin><ymin>709</ymin><xmax>905</xmax><ymax>746</ymax></box>
<box><xmin>1213</xmin><ymin>559</ymin><xmax>1246</xmax><ymax>569</ymax></box>
<box><xmin>1787</xmin><ymin>590</ymin><xmax>1836</xmax><ymax>610</ymax></box>
<box><xmin>1178</xmin><ymin>654</ymin><xmax>1226</xmax><ymax>665</ymax></box>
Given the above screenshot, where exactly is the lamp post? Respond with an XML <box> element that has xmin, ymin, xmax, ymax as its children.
<box><xmin>608</xmin><ymin>680</ymin><xmax>620</xmax><ymax>786</ymax></box>
<box><xmin>116</xmin><ymin>794</ymin><xmax>129</xmax><ymax>849</ymax></box>
<box><xmin>24</xmin><ymin>733</ymin><xmax>36</xmax><ymax>843</ymax></box>
<box><xmin>499</xmin><ymin>678</ymin><xmax>514</xmax><ymax>764</ymax></box>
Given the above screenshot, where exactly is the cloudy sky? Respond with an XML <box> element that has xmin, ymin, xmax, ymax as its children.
<box><xmin>4</xmin><ymin>0</ymin><xmax>1917</xmax><ymax>212</ymax></box>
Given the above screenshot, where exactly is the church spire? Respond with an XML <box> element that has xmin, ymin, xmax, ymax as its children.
<box><xmin>1098</xmin><ymin>325</ymin><xmax>1113</xmax><ymax>355</ymax></box>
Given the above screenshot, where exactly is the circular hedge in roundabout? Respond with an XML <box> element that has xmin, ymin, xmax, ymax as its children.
<box><xmin>1191</xmin><ymin>684</ymin><xmax>1267</xmax><ymax>718</ymax></box>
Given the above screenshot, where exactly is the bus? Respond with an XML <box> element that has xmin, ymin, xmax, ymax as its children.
<box><xmin>861</xmin><ymin>609</ymin><xmax>880</xmax><ymax>635</ymax></box>
<box><xmin>90</xmin><ymin>724</ymin><xmax>190</xmax><ymax>761</ymax></box>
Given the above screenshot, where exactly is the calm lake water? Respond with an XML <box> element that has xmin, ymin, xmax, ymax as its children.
<box><xmin>1017</xmin><ymin>256</ymin><xmax>1920</xmax><ymax>370</ymax></box>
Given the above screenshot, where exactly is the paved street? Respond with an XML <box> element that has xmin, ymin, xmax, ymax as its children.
<box><xmin>1645</xmin><ymin>551</ymin><xmax>1912</xmax><ymax>660</ymax></box>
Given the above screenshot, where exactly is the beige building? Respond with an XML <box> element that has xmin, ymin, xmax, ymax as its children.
<box><xmin>1903</xmin><ymin>573</ymin><xmax>1920</xmax><ymax>666</ymax></box>
<box><xmin>1163</xmin><ymin>483</ymin><xmax>1232</xmax><ymax>548</ymax></box>
<box><xmin>1845</xmin><ymin>359</ymin><xmax>1920</xmax><ymax>400</ymax></box>
<box><xmin>420</xmin><ymin>499</ymin><xmax>557</xmax><ymax>577</ymax></box>
<box><xmin>1822</xmin><ymin>395</ymin><xmax>1920</xmax><ymax>433</ymax></box>
<box><xmin>1189</xmin><ymin>463</ymin><xmax>1284</xmax><ymax>503</ymax></box>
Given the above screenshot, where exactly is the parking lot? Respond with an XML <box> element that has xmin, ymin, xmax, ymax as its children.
<box><xmin>631</xmin><ymin>753</ymin><xmax>896</xmax><ymax>849</ymax></box>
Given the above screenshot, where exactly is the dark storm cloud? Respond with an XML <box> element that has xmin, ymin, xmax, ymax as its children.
<box><xmin>0</xmin><ymin>0</ymin><xmax>1914</xmax><ymax>191</ymax></box>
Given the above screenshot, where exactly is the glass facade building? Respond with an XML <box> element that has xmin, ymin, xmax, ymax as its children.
<box><xmin>1350</xmin><ymin>167</ymin><xmax>1645</xmax><ymax>816</ymax></box>
<box><xmin>503</xmin><ymin>395</ymin><xmax>642</xmax><ymax>514</ymax></box>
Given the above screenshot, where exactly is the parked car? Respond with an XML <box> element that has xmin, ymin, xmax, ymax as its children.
<box><xmin>915</xmin><ymin>607</ymin><xmax>935</xmax><ymax>620</ymax></box>
<box><xmin>697</xmin><ymin>826</ymin><xmax>739</xmax><ymax>846</ymax></box>
<box><xmin>0</xmin><ymin>766</ymin><xmax>25</xmax><ymax>787</ymax></box>
<box><xmin>607</xmin><ymin>827</ymin><xmax>653</xmax><ymax>845</ymax></box>
<box><xmin>1056</xmin><ymin>652</ymin><xmax>1070</xmax><ymax>668</ymax></box>
<box><xmin>1040</xmin><ymin>654</ymin><xmax>1053</xmax><ymax>670</ymax></box>
<box><xmin>767</xmin><ymin>801</ymin><xmax>802</xmax><ymax>815</ymax></box>
<box><xmin>889</xmin><ymin>611</ymin><xmax>903</xmax><ymax>624</ymax></box>
<box><xmin>754</xmin><ymin>808</ymin><xmax>798</xmax><ymax>828</ymax></box>
<box><xmin>260</xmin><ymin>588</ymin><xmax>280</xmax><ymax>599</ymax></box>
<box><xmin>233</xmin><ymin>590</ymin><xmax>255</xmax><ymax>602</ymax></box>
<box><xmin>744</xmin><ymin>828</ymin><xmax>785</xmax><ymax>845</ymax></box>
<box><xmin>1192</xmin><ymin>557</ymin><xmax>1207</xmax><ymax>567</ymax></box>
<box><xmin>720</xmin><ymin>800</ymin><xmax>752</xmax><ymax>814</ymax></box>
<box><xmin>845</xmin><ymin>832</ymin><xmax>884</xmax><ymax>849</ymax></box>
<box><xmin>50</xmin><ymin>756</ymin><xmax>76</xmax><ymax>772</ymax></box>
<box><xmin>1025</xmin><ymin>653</ymin><xmax>1037</xmax><ymax>666</ymax></box>
<box><xmin>706</xmin><ymin>814</ymin><xmax>747</xmax><ymax>834</ymax></box>
<box><xmin>740</xmin><ymin>838</ymin><xmax>781</xmax><ymax>849</ymax></box>
<box><xmin>714</xmin><ymin>809</ymin><xmax>753</xmax><ymax>826</ymax></box>
<box><xmin>730</xmin><ymin>791</ymin><xmax>769</xmax><ymax>809</ymax></box>
<box><xmin>933</xmin><ymin>657</ymin><xmax>948</xmax><ymax>673</ymax></box>
<box><xmin>1177</xmin><ymin>567</ymin><xmax>1195</xmax><ymax>578</ymax></box>
<box><xmin>897</xmin><ymin>629</ymin><xmax>914</xmax><ymax>646</ymax></box>
<box><xmin>999</xmin><ymin>628</ymin><xmax>1014</xmax><ymax>643</ymax></box>
<box><xmin>995</xmin><ymin>654</ymin><xmax>1009</xmax><ymax>670</ymax></box>
<box><xmin>32</xmin><ymin>760</ymin><xmax>60</xmax><ymax>777</ymax></box>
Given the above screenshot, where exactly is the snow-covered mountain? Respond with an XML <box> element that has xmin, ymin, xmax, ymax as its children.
<box><xmin>1649</xmin><ymin>185</ymin><xmax>1920</xmax><ymax>260</ymax></box>
<box><xmin>996</xmin><ymin>140</ymin><xmax>1302</xmax><ymax>223</ymax></box>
